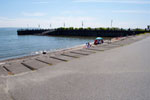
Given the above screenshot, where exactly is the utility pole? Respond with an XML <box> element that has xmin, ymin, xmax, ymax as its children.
<box><xmin>111</xmin><ymin>20</ymin><xmax>113</xmax><ymax>28</ymax></box>
<box><xmin>64</xmin><ymin>22</ymin><xmax>65</xmax><ymax>27</ymax></box>
<box><xmin>38</xmin><ymin>24</ymin><xmax>41</xmax><ymax>29</ymax></box>
<box><xmin>82</xmin><ymin>21</ymin><xmax>84</xmax><ymax>28</ymax></box>
<box><xmin>50</xmin><ymin>24</ymin><xmax>52</xmax><ymax>29</ymax></box>
<box><xmin>27</xmin><ymin>24</ymin><xmax>29</xmax><ymax>28</ymax></box>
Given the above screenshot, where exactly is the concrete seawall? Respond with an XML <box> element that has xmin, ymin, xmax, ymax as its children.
<box><xmin>0</xmin><ymin>33</ymin><xmax>150</xmax><ymax>100</ymax></box>
<box><xmin>17</xmin><ymin>28</ymin><xmax>149</xmax><ymax>37</ymax></box>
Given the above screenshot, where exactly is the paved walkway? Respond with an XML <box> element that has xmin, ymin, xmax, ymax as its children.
<box><xmin>0</xmin><ymin>34</ymin><xmax>150</xmax><ymax>100</ymax></box>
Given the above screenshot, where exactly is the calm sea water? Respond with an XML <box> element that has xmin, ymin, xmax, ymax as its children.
<box><xmin>0</xmin><ymin>28</ymin><xmax>96</xmax><ymax>61</ymax></box>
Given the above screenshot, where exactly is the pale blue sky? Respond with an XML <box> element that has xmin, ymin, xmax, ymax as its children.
<box><xmin>0</xmin><ymin>0</ymin><xmax>150</xmax><ymax>28</ymax></box>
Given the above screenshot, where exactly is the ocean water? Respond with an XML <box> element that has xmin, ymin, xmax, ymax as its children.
<box><xmin>0</xmin><ymin>28</ymin><xmax>96</xmax><ymax>61</ymax></box>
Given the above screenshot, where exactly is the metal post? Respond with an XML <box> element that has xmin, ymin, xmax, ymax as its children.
<box><xmin>38</xmin><ymin>24</ymin><xmax>40</xmax><ymax>29</ymax></box>
<box><xmin>64</xmin><ymin>22</ymin><xmax>65</xmax><ymax>27</ymax></box>
<box><xmin>82</xmin><ymin>21</ymin><xmax>84</xmax><ymax>28</ymax></box>
<box><xmin>27</xmin><ymin>24</ymin><xmax>29</xmax><ymax>29</ymax></box>
<box><xmin>50</xmin><ymin>24</ymin><xmax>52</xmax><ymax>29</ymax></box>
<box><xmin>111</xmin><ymin>20</ymin><xmax>113</xmax><ymax>28</ymax></box>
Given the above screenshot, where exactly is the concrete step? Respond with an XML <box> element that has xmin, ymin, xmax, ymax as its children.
<box><xmin>70</xmin><ymin>50</ymin><xmax>92</xmax><ymax>55</ymax></box>
<box><xmin>86</xmin><ymin>47</ymin><xmax>108</xmax><ymax>51</ymax></box>
<box><xmin>49</xmin><ymin>56</ymin><xmax>69</xmax><ymax>62</ymax></box>
<box><xmin>79</xmin><ymin>49</ymin><xmax>96</xmax><ymax>53</ymax></box>
<box><xmin>96</xmin><ymin>43</ymin><xmax>121</xmax><ymax>47</ymax></box>
<box><xmin>111</xmin><ymin>39</ymin><xmax>134</xmax><ymax>46</ymax></box>
<box><xmin>2</xmin><ymin>62</ymin><xmax>31</xmax><ymax>75</ymax></box>
<box><xmin>35</xmin><ymin>56</ymin><xmax>63</xmax><ymax>65</ymax></box>
<box><xmin>61</xmin><ymin>52</ymin><xmax>84</xmax><ymax>58</ymax></box>
<box><xmin>98</xmin><ymin>45</ymin><xmax>120</xmax><ymax>49</ymax></box>
<box><xmin>0</xmin><ymin>66</ymin><xmax>8</xmax><ymax>76</ymax></box>
<box><xmin>50</xmin><ymin>54</ymin><xmax>75</xmax><ymax>61</ymax></box>
<box><xmin>22</xmin><ymin>59</ymin><xmax>51</xmax><ymax>70</ymax></box>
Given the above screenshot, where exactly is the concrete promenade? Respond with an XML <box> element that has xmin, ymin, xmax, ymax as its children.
<box><xmin>0</xmin><ymin>34</ymin><xmax>150</xmax><ymax>100</ymax></box>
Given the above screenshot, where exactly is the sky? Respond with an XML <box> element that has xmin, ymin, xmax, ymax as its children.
<box><xmin>0</xmin><ymin>0</ymin><xmax>150</xmax><ymax>29</ymax></box>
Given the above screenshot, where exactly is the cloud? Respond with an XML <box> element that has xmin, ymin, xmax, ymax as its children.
<box><xmin>112</xmin><ymin>10</ymin><xmax>150</xmax><ymax>14</ymax></box>
<box><xmin>74</xmin><ymin>0</ymin><xmax>150</xmax><ymax>4</ymax></box>
<box><xmin>22</xmin><ymin>12</ymin><xmax>47</xmax><ymax>17</ymax></box>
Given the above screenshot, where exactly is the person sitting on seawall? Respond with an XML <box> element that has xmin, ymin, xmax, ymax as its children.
<box><xmin>101</xmin><ymin>39</ymin><xmax>104</xmax><ymax>43</ymax></box>
<box><xmin>94</xmin><ymin>39</ymin><xmax>104</xmax><ymax>45</ymax></box>
<box><xmin>98</xmin><ymin>40</ymin><xmax>101</xmax><ymax>44</ymax></box>
<box><xmin>86</xmin><ymin>42</ymin><xmax>91</xmax><ymax>48</ymax></box>
<box><xmin>94</xmin><ymin>40</ymin><xmax>98</xmax><ymax>45</ymax></box>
